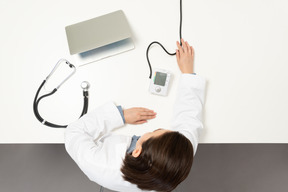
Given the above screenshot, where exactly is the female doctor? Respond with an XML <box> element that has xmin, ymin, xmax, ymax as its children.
<box><xmin>65</xmin><ymin>39</ymin><xmax>206</xmax><ymax>192</ymax></box>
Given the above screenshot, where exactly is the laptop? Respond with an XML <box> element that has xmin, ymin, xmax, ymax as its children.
<box><xmin>65</xmin><ymin>10</ymin><xmax>134</xmax><ymax>65</ymax></box>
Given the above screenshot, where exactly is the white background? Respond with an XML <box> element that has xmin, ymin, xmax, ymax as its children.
<box><xmin>0</xmin><ymin>0</ymin><xmax>287</xmax><ymax>143</ymax></box>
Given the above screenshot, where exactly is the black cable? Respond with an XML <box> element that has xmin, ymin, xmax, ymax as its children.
<box><xmin>80</xmin><ymin>91</ymin><xmax>89</xmax><ymax>117</ymax></box>
<box><xmin>146</xmin><ymin>0</ymin><xmax>183</xmax><ymax>79</ymax></box>
<box><xmin>179</xmin><ymin>0</ymin><xmax>183</xmax><ymax>41</ymax></box>
<box><xmin>33</xmin><ymin>80</ymin><xmax>67</xmax><ymax>128</ymax></box>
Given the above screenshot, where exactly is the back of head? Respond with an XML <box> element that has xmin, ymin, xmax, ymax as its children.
<box><xmin>121</xmin><ymin>131</ymin><xmax>194</xmax><ymax>192</ymax></box>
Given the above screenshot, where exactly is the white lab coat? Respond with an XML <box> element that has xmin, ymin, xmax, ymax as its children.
<box><xmin>65</xmin><ymin>74</ymin><xmax>206</xmax><ymax>192</ymax></box>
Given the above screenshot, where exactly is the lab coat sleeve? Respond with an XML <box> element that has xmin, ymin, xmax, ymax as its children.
<box><xmin>64</xmin><ymin>101</ymin><xmax>124</xmax><ymax>165</ymax></box>
<box><xmin>171</xmin><ymin>74</ymin><xmax>206</xmax><ymax>154</ymax></box>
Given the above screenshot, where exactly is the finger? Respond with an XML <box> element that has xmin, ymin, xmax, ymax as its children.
<box><xmin>181</xmin><ymin>39</ymin><xmax>188</xmax><ymax>53</ymax></box>
<box><xmin>137</xmin><ymin>115</ymin><xmax>156</xmax><ymax>122</ymax></box>
<box><xmin>134</xmin><ymin>120</ymin><xmax>148</xmax><ymax>125</ymax></box>
<box><xmin>176</xmin><ymin>41</ymin><xmax>183</xmax><ymax>54</ymax></box>
<box><xmin>186</xmin><ymin>41</ymin><xmax>192</xmax><ymax>55</ymax></box>
<box><xmin>143</xmin><ymin>115</ymin><xmax>156</xmax><ymax>120</ymax></box>
<box><xmin>191</xmin><ymin>46</ymin><xmax>194</xmax><ymax>56</ymax></box>
<box><xmin>138</xmin><ymin>115</ymin><xmax>155</xmax><ymax>121</ymax></box>
<box><xmin>140</xmin><ymin>111</ymin><xmax>157</xmax><ymax>116</ymax></box>
<box><xmin>176</xmin><ymin>49</ymin><xmax>180</xmax><ymax>63</ymax></box>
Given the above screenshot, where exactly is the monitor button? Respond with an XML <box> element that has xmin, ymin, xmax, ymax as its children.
<box><xmin>155</xmin><ymin>86</ymin><xmax>161</xmax><ymax>93</ymax></box>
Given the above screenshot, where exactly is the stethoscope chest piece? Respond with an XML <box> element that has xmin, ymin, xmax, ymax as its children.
<box><xmin>81</xmin><ymin>81</ymin><xmax>90</xmax><ymax>91</ymax></box>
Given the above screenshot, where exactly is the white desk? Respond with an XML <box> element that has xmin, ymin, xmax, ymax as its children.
<box><xmin>1</xmin><ymin>0</ymin><xmax>288</xmax><ymax>143</ymax></box>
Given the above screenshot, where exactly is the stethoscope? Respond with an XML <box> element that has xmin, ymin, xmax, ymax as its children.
<box><xmin>33</xmin><ymin>59</ymin><xmax>90</xmax><ymax>128</ymax></box>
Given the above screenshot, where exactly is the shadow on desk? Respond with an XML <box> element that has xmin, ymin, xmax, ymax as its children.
<box><xmin>0</xmin><ymin>144</ymin><xmax>287</xmax><ymax>192</ymax></box>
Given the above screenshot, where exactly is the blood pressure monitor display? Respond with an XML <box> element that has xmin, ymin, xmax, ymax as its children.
<box><xmin>149</xmin><ymin>69</ymin><xmax>171</xmax><ymax>96</ymax></box>
<box><xmin>154</xmin><ymin>72</ymin><xmax>167</xmax><ymax>86</ymax></box>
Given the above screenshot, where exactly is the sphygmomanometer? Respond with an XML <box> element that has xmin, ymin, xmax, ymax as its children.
<box><xmin>147</xmin><ymin>0</ymin><xmax>183</xmax><ymax>96</ymax></box>
<box><xmin>149</xmin><ymin>69</ymin><xmax>171</xmax><ymax>96</ymax></box>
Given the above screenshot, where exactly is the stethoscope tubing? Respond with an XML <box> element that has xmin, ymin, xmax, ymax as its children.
<box><xmin>33</xmin><ymin>59</ymin><xmax>89</xmax><ymax>128</ymax></box>
<box><xmin>33</xmin><ymin>80</ymin><xmax>66</xmax><ymax>128</ymax></box>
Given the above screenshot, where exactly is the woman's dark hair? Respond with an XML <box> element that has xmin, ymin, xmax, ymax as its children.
<box><xmin>121</xmin><ymin>131</ymin><xmax>194</xmax><ymax>192</ymax></box>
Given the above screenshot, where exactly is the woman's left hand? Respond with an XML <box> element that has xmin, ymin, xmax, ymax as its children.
<box><xmin>123</xmin><ymin>107</ymin><xmax>157</xmax><ymax>125</ymax></box>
